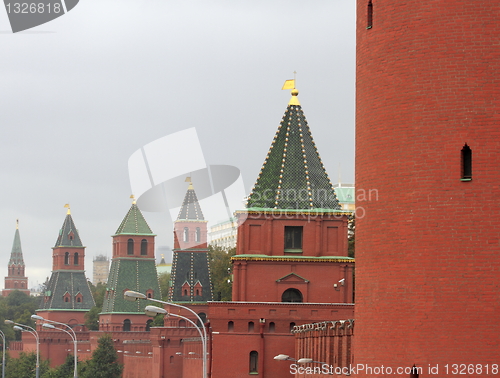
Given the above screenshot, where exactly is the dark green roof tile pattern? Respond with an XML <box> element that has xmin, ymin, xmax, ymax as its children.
<box><xmin>247</xmin><ymin>97</ymin><xmax>340</xmax><ymax>210</ymax></box>
<box><xmin>38</xmin><ymin>271</ymin><xmax>95</xmax><ymax>310</ymax></box>
<box><xmin>115</xmin><ymin>203</ymin><xmax>154</xmax><ymax>235</ymax></box>
<box><xmin>54</xmin><ymin>214</ymin><xmax>83</xmax><ymax>247</ymax></box>
<box><xmin>169</xmin><ymin>251</ymin><xmax>213</xmax><ymax>302</ymax></box>
<box><xmin>177</xmin><ymin>184</ymin><xmax>205</xmax><ymax>220</ymax></box>
<box><xmin>101</xmin><ymin>258</ymin><xmax>161</xmax><ymax>314</ymax></box>
<box><xmin>9</xmin><ymin>228</ymin><xmax>25</xmax><ymax>266</ymax></box>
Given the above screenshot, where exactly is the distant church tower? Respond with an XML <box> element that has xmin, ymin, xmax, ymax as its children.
<box><xmin>355</xmin><ymin>1</ymin><xmax>500</xmax><ymax>375</ymax></box>
<box><xmin>3</xmin><ymin>220</ymin><xmax>30</xmax><ymax>297</ymax></box>
<box><xmin>100</xmin><ymin>198</ymin><xmax>162</xmax><ymax>332</ymax></box>
<box><xmin>37</xmin><ymin>207</ymin><xmax>95</xmax><ymax>327</ymax></box>
<box><xmin>169</xmin><ymin>180</ymin><xmax>213</xmax><ymax>302</ymax></box>
<box><xmin>232</xmin><ymin>86</ymin><xmax>353</xmax><ymax>304</ymax></box>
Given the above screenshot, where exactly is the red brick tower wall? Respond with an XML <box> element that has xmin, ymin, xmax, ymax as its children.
<box><xmin>355</xmin><ymin>1</ymin><xmax>500</xmax><ymax>376</ymax></box>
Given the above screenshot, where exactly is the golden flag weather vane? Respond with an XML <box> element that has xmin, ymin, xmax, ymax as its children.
<box><xmin>64</xmin><ymin>203</ymin><xmax>71</xmax><ymax>215</ymax></box>
<box><xmin>282</xmin><ymin>71</ymin><xmax>297</xmax><ymax>90</ymax></box>
<box><xmin>282</xmin><ymin>72</ymin><xmax>300</xmax><ymax>105</ymax></box>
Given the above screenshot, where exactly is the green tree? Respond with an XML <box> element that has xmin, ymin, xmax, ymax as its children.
<box><xmin>84</xmin><ymin>282</ymin><xmax>106</xmax><ymax>330</ymax></box>
<box><xmin>0</xmin><ymin>291</ymin><xmax>38</xmax><ymax>341</ymax></box>
<box><xmin>81</xmin><ymin>334</ymin><xmax>122</xmax><ymax>378</ymax></box>
<box><xmin>151</xmin><ymin>313</ymin><xmax>164</xmax><ymax>327</ymax></box>
<box><xmin>6</xmin><ymin>351</ymin><xmax>50</xmax><ymax>378</ymax></box>
<box><xmin>158</xmin><ymin>272</ymin><xmax>171</xmax><ymax>301</ymax></box>
<box><xmin>84</xmin><ymin>306</ymin><xmax>100</xmax><ymax>331</ymax></box>
<box><xmin>208</xmin><ymin>246</ymin><xmax>235</xmax><ymax>301</ymax></box>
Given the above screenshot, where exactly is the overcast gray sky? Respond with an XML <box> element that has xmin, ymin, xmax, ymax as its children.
<box><xmin>0</xmin><ymin>0</ymin><xmax>355</xmax><ymax>289</ymax></box>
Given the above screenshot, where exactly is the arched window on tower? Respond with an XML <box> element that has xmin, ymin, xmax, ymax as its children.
<box><xmin>183</xmin><ymin>227</ymin><xmax>189</xmax><ymax>242</ymax></box>
<box><xmin>127</xmin><ymin>239</ymin><xmax>134</xmax><ymax>255</ymax></box>
<box><xmin>64</xmin><ymin>252</ymin><xmax>70</xmax><ymax>265</ymax></box>
<box><xmin>248</xmin><ymin>321</ymin><xmax>255</xmax><ymax>332</ymax></box>
<box><xmin>146</xmin><ymin>319</ymin><xmax>153</xmax><ymax>331</ymax></box>
<box><xmin>74</xmin><ymin>252</ymin><xmax>79</xmax><ymax>265</ymax></box>
<box><xmin>123</xmin><ymin>319</ymin><xmax>131</xmax><ymax>332</ymax></box>
<box><xmin>367</xmin><ymin>0</ymin><xmax>373</xmax><ymax>29</ymax></box>
<box><xmin>141</xmin><ymin>239</ymin><xmax>148</xmax><ymax>255</ymax></box>
<box><xmin>249</xmin><ymin>351</ymin><xmax>258</xmax><ymax>373</ymax></box>
<box><xmin>461</xmin><ymin>144</ymin><xmax>472</xmax><ymax>180</ymax></box>
<box><xmin>228</xmin><ymin>321</ymin><xmax>234</xmax><ymax>332</ymax></box>
<box><xmin>196</xmin><ymin>227</ymin><xmax>201</xmax><ymax>242</ymax></box>
<box><xmin>281</xmin><ymin>288</ymin><xmax>303</xmax><ymax>303</ymax></box>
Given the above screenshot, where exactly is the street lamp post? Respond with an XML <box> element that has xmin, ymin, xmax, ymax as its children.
<box><xmin>0</xmin><ymin>329</ymin><xmax>5</xmax><ymax>378</ymax></box>
<box><xmin>5</xmin><ymin>321</ymin><xmax>39</xmax><ymax>378</ymax></box>
<box><xmin>42</xmin><ymin>324</ymin><xmax>78</xmax><ymax>378</ymax></box>
<box><xmin>124</xmin><ymin>290</ymin><xmax>208</xmax><ymax>378</ymax></box>
<box><xmin>31</xmin><ymin>315</ymin><xmax>78</xmax><ymax>378</ymax></box>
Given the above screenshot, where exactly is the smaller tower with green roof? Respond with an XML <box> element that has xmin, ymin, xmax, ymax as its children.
<box><xmin>3</xmin><ymin>220</ymin><xmax>30</xmax><ymax>297</ymax></box>
<box><xmin>37</xmin><ymin>207</ymin><xmax>95</xmax><ymax>327</ymax></box>
<box><xmin>100</xmin><ymin>197</ymin><xmax>162</xmax><ymax>332</ymax></box>
<box><xmin>232</xmin><ymin>84</ymin><xmax>354</xmax><ymax>304</ymax></box>
<box><xmin>169</xmin><ymin>180</ymin><xmax>213</xmax><ymax>303</ymax></box>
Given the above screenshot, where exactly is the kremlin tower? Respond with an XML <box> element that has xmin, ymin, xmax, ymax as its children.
<box><xmin>169</xmin><ymin>180</ymin><xmax>213</xmax><ymax>303</ymax></box>
<box><xmin>100</xmin><ymin>198</ymin><xmax>161</xmax><ymax>332</ymax></box>
<box><xmin>3</xmin><ymin>220</ymin><xmax>30</xmax><ymax>297</ymax></box>
<box><xmin>232</xmin><ymin>86</ymin><xmax>353</xmax><ymax>304</ymax></box>
<box><xmin>37</xmin><ymin>207</ymin><xmax>95</xmax><ymax>326</ymax></box>
<box><xmin>355</xmin><ymin>1</ymin><xmax>500</xmax><ymax>376</ymax></box>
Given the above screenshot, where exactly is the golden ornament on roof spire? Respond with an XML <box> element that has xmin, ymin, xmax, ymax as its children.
<box><xmin>64</xmin><ymin>203</ymin><xmax>71</xmax><ymax>215</ymax></box>
<box><xmin>282</xmin><ymin>74</ymin><xmax>300</xmax><ymax>106</ymax></box>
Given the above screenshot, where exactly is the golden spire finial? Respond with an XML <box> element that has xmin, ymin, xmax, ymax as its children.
<box><xmin>64</xmin><ymin>204</ymin><xmax>71</xmax><ymax>215</ymax></box>
<box><xmin>185</xmin><ymin>176</ymin><xmax>193</xmax><ymax>189</ymax></box>
<box><xmin>282</xmin><ymin>73</ymin><xmax>300</xmax><ymax>106</ymax></box>
<box><xmin>130</xmin><ymin>194</ymin><xmax>136</xmax><ymax>205</ymax></box>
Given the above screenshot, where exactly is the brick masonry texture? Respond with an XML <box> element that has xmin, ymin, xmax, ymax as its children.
<box><xmin>355</xmin><ymin>1</ymin><xmax>500</xmax><ymax>377</ymax></box>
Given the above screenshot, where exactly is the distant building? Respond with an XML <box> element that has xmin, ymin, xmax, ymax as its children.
<box><xmin>93</xmin><ymin>254</ymin><xmax>109</xmax><ymax>284</ymax></box>
<box><xmin>156</xmin><ymin>254</ymin><xmax>172</xmax><ymax>276</ymax></box>
<box><xmin>3</xmin><ymin>221</ymin><xmax>30</xmax><ymax>297</ymax></box>
<box><xmin>333</xmin><ymin>183</ymin><xmax>355</xmax><ymax>212</ymax></box>
<box><xmin>208</xmin><ymin>217</ymin><xmax>237</xmax><ymax>249</ymax></box>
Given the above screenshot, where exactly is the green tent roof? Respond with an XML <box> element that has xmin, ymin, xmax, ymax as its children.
<box><xmin>114</xmin><ymin>203</ymin><xmax>154</xmax><ymax>235</ymax></box>
<box><xmin>247</xmin><ymin>91</ymin><xmax>340</xmax><ymax>210</ymax></box>
<box><xmin>54</xmin><ymin>213</ymin><xmax>83</xmax><ymax>247</ymax></box>
<box><xmin>177</xmin><ymin>183</ymin><xmax>205</xmax><ymax>221</ymax></box>
<box><xmin>9</xmin><ymin>227</ymin><xmax>25</xmax><ymax>266</ymax></box>
<box><xmin>101</xmin><ymin>258</ymin><xmax>161</xmax><ymax>313</ymax></box>
<box><xmin>38</xmin><ymin>271</ymin><xmax>95</xmax><ymax>310</ymax></box>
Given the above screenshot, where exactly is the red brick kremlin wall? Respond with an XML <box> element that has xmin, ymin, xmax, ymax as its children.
<box><xmin>355</xmin><ymin>1</ymin><xmax>500</xmax><ymax>377</ymax></box>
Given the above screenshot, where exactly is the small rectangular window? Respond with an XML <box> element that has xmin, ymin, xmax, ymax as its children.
<box><xmin>461</xmin><ymin>144</ymin><xmax>472</xmax><ymax>181</ymax></box>
<box><xmin>284</xmin><ymin>226</ymin><xmax>303</xmax><ymax>252</ymax></box>
<box><xmin>367</xmin><ymin>0</ymin><xmax>373</xmax><ymax>29</ymax></box>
